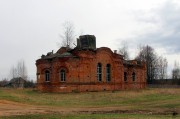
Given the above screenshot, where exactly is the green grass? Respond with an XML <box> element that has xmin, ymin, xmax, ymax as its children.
<box><xmin>0</xmin><ymin>88</ymin><xmax>179</xmax><ymax>109</ymax></box>
<box><xmin>0</xmin><ymin>88</ymin><xmax>180</xmax><ymax>118</ymax></box>
<box><xmin>2</xmin><ymin>113</ymin><xmax>180</xmax><ymax>119</ymax></box>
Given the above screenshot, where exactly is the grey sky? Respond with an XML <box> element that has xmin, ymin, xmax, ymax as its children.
<box><xmin>0</xmin><ymin>0</ymin><xmax>180</xmax><ymax>80</ymax></box>
<box><xmin>132</xmin><ymin>1</ymin><xmax>180</xmax><ymax>53</ymax></box>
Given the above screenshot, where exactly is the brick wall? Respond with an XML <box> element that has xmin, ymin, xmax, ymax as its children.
<box><xmin>36</xmin><ymin>47</ymin><xmax>146</xmax><ymax>92</ymax></box>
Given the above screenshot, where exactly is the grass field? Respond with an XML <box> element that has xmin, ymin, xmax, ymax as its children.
<box><xmin>0</xmin><ymin>88</ymin><xmax>180</xmax><ymax>119</ymax></box>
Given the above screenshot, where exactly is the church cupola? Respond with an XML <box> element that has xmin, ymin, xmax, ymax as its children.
<box><xmin>77</xmin><ymin>35</ymin><xmax>96</xmax><ymax>50</ymax></box>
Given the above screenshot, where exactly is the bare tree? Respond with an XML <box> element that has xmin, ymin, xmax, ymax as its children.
<box><xmin>136</xmin><ymin>45</ymin><xmax>168</xmax><ymax>82</ymax></box>
<box><xmin>0</xmin><ymin>78</ymin><xmax>9</xmax><ymax>87</ymax></box>
<box><xmin>172</xmin><ymin>61</ymin><xmax>180</xmax><ymax>79</ymax></box>
<box><xmin>59</xmin><ymin>21</ymin><xmax>75</xmax><ymax>48</ymax></box>
<box><xmin>17</xmin><ymin>60</ymin><xmax>28</xmax><ymax>80</ymax></box>
<box><xmin>10</xmin><ymin>60</ymin><xmax>28</xmax><ymax>80</ymax></box>
<box><xmin>156</xmin><ymin>56</ymin><xmax>168</xmax><ymax>79</ymax></box>
<box><xmin>10</xmin><ymin>66</ymin><xmax>17</xmax><ymax>79</ymax></box>
<box><xmin>136</xmin><ymin>45</ymin><xmax>158</xmax><ymax>83</ymax></box>
<box><xmin>118</xmin><ymin>41</ymin><xmax>129</xmax><ymax>60</ymax></box>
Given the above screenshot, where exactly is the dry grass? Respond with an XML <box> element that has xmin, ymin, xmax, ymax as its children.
<box><xmin>0</xmin><ymin>88</ymin><xmax>180</xmax><ymax>118</ymax></box>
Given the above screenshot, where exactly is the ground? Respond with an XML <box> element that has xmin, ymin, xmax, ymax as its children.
<box><xmin>0</xmin><ymin>88</ymin><xmax>180</xmax><ymax>119</ymax></box>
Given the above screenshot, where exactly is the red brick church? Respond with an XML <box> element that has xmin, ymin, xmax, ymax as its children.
<box><xmin>36</xmin><ymin>35</ymin><xmax>146</xmax><ymax>92</ymax></box>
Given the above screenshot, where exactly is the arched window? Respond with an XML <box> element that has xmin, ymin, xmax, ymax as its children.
<box><xmin>60</xmin><ymin>69</ymin><xmax>66</xmax><ymax>82</ymax></box>
<box><xmin>132</xmin><ymin>72</ymin><xmax>136</xmax><ymax>81</ymax></box>
<box><xmin>124</xmin><ymin>72</ymin><xmax>127</xmax><ymax>82</ymax></box>
<box><xmin>97</xmin><ymin>63</ymin><xmax>102</xmax><ymax>81</ymax></box>
<box><xmin>45</xmin><ymin>70</ymin><xmax>50</xmax><ymax>82</ymax></box>
<box><xmin>106</xmin><ymin>64</ymin><xmax>111</xmax><ymax>82</ymax></box>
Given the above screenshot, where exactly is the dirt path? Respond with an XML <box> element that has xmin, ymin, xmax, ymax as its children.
<box><xmin>0</xmin><ymin>100</ymin><xmax>49</xmax><ymax>116</ymax></box>
<box><xmin>0</xmin><ymin>100</ymin><xmax>179</xmax><ymax>117</ymax></box>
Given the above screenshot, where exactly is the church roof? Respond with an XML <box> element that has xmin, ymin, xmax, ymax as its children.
<box><xmin>41</xmin><ymin>51</ymin><xmax>76</xmax><ymax>60</ymax></box>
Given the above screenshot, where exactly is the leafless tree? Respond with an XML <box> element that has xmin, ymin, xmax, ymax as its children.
<box><xmin>172</xmin><ymin>61</ymin><xmax>180</xmax><ymax>79</ymax></box>
<box><xmin>10</xmin><ymin>66</ymin><xmax>17</xmax><ymax>79</ymax></box>
<box><xmin>10</xmin><ymin>60</ymin><xmax>28</xmax><ymax>80</ymax></box>
<box><xmin>136</xmin><ymin>45</ymin><xmax>169</xmax><ymax>82</ymax></box>
<box><xmin>135</xmin><ymin>45</ymin><xmax>168</xmax><ymax>83</ymax></box>
<box><xmin>156</xmin><ymin>56</ymin><xmax>168</xmax><ymax>79</ymax></box>
<box><xmin>136</xmin><ymin>45</ymin><xmax>155</xmax><ymax>82</ymax></box>
<box><xmin>118</xmin><ymin>41</ymin><xmax>129</xmax><ymax>60</ymax></box>
<box><xmin>0</xmin><ymin>78</ymin><xmax>9</xmax><ymax>87</ymax></box>
<box><xmin>59</xmin><ymin>21</ymin><xmax>75</xmax><ymax>48</ymax></box>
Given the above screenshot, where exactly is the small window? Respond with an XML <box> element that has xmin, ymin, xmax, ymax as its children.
<box><xmin>106</xmin><ymin>64</ymin><xmax>111</xmax><ymax>82</ymax></box>
<box><xmin>124</xmin><ymin>72</ymin><xmax>127</xmax><ymax>82</ymax></box>
<box><xmin>60</xmin><ymin>69</ymin><xmax>66</xmax><ymax>82</ymax></box>
<box><xmin>132</xmin><ymin>72</ymin><xmax>136</xmax><ymax>81</ymax></box>
<box><xmin>37</xmin><ymin>73</ymin><xmax>40</xmax><ymax>80</ymax></box>
<box><xmin>97</xmin><ymin>63</ymin><xmax>102</xmax><ymax>81</ymax></box>
<box><xmin>38</xmin><ymin>74</ymin><xmax>40</xmax><ymax>79</ymax></box>
<box><xmin>45</xmin><ymin>70</ymin><xmax>50</xmax><ymax>82</ymax></box>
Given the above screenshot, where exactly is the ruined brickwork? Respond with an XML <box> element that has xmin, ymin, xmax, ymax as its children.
<box><xmin>36</xmin><ymin>35</ymin><xmax>146</xmax><ymax>92</ymax></box>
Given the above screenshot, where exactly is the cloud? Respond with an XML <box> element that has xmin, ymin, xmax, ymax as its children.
<box><xmin>132</xmin><ymin>0</ymin><xmax>180</xmax><ymax>54</ymax></box>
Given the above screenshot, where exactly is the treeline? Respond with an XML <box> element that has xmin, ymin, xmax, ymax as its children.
<box><xmin>0</xmin><ymin>60</ymin><xmax>35</xmax><ymax>88</ymax></box>
<box><xmin>119</xmin><ymin>43</ymin><xmax>180</xmax><ymax>84</ymax></box>
<box><xmin>172</xmin><ymin>61</ymin><xmax>180</xmax><ymax>80</ymax></box>
<box><xmin>0</xmin><ymin>78</ymin><xmax>35</xmax><ymax>88</ymax></box>
<box><xmin>151</xmin><ymin>79</ymin><xmax>180</xmax><ymax>85</ymax></box>
<box><xmin>135</xmin><ymin>45</ymin><xmax>168</xmax><ymax>83</ymax></box>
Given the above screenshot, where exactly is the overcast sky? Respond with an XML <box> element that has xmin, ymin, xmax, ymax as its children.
<box><xmin>0</xmin><ymin>0</ymin><xmax>180</xmax><ymax>80</ymax></box>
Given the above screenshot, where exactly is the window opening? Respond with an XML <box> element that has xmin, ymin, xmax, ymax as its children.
<box><xmin>124</xmin><ymin>72</ymin><xmax>127</xmax><ymax>82</ymax></box>
<box><xmin>60</xmin><ymin>69</ymin><xmax>66</xmax><ymax>82</ymax></box>
<box><xmin>106</xmin><ymin>64</ymin><xmax>111</xmax><ymax>82</ymax></box>
<box><xmin>45</xmin><ymin>70</ymin><xmax>50</xmax><ymax>82</ymax></box>
<box><xmin>97</xmin><ymin>63</ymin><xmax>102</xmax><ymax>81</ymax></box>
<box><xmin>132</xmin><ymin>72</ymin><xmax>136</xmax><ymax>81</ymax></box>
